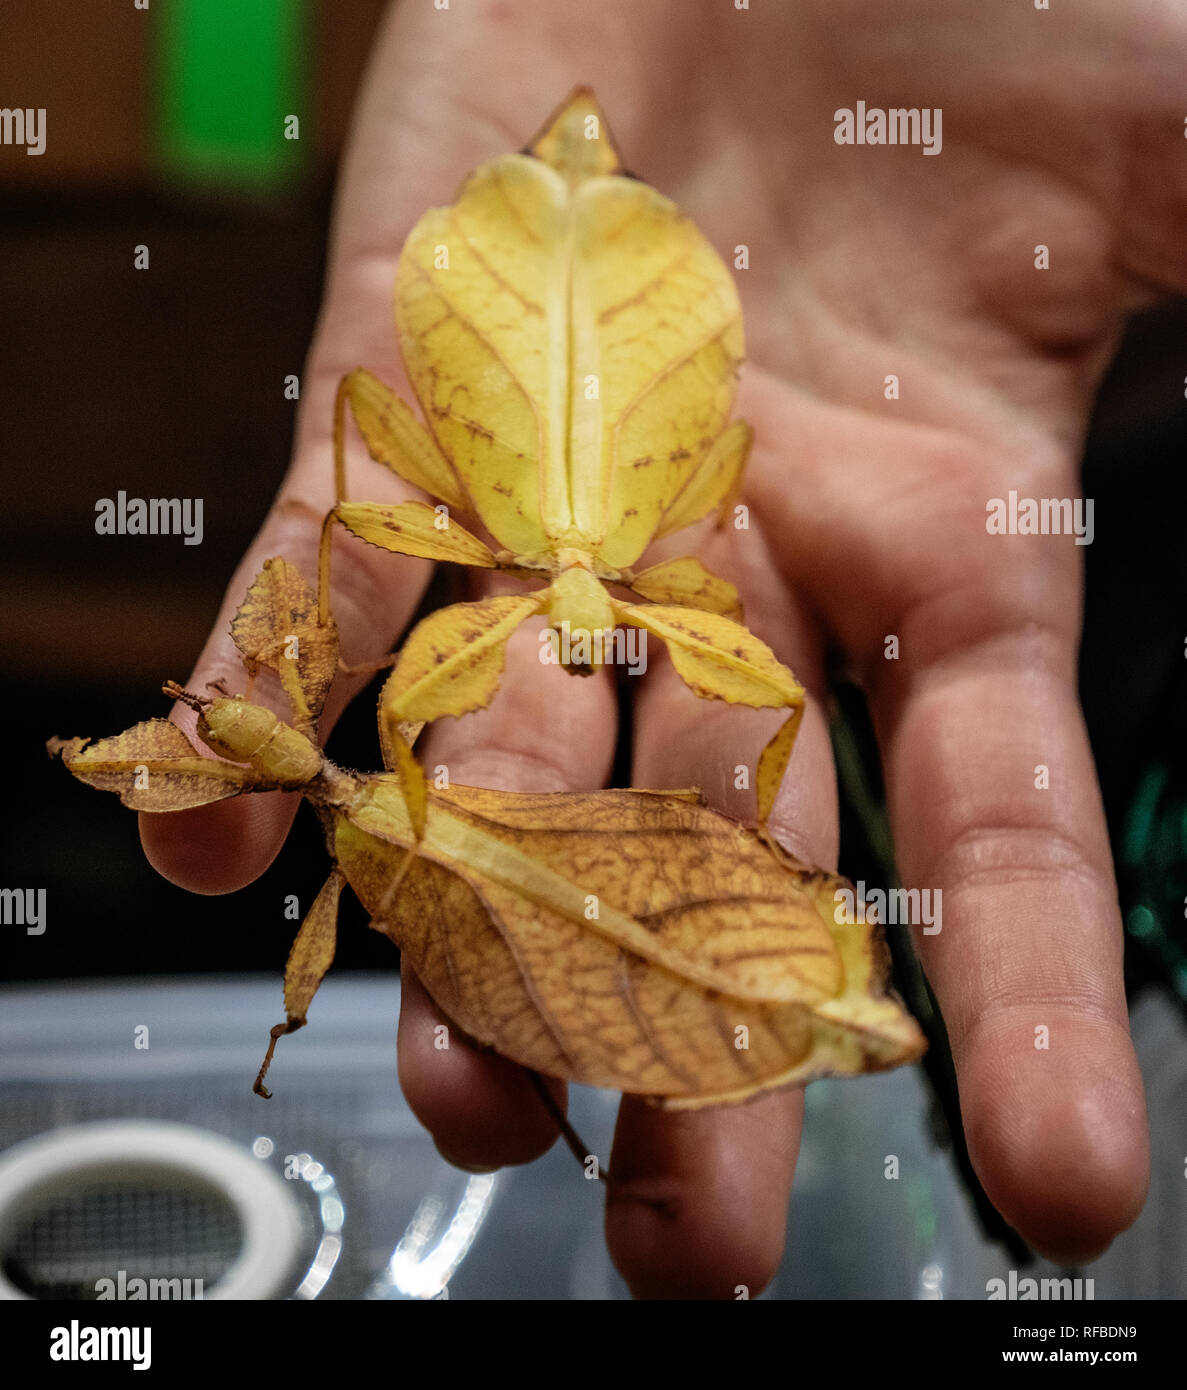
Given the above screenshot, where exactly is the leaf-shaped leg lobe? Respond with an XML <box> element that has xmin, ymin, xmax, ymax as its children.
<box><xmin>758</xmin><ymin>703</ymin><xmax>804</xmax><ymax>827</ymax></box>
<box><xmin>335</xmin><ymin>499</ymin><xmax>499</xmax><ymax>569</ymax></box>
<box><xmin>379</xmin><ymin>591</ymin><xmax>549</xmax><ymax>734</ymax></box>
<box><xmin>231</xmin><ymin>557</ymin><xmax>339</xmax><ymax>733</ymax></box>
<box><xmin>612</xmin><ymin>602</ymin><xmax>802</xmax><ymax>709</ymax></box>
<box><xmin>254</xmin><ymin>868</ymin><xmax>344</xmax><ymax>1097</ymax></box>
<box><xmin>386</xmin><ymin>729</ymin><xmax>428</xmax><ymax>841</ymax></box>
<box><xmin>625</xmin><ymin>555</ymin><xmax>742</xmax><ymax>619</ymax></box>
<box><xmin>612</xmin><ymin>600</ymin><xmax>806</xmax><ymax>821</ymax></box>
<box><xmin>48</xmin><ymin>721</ymin><xmax>258</xmax><ymax>811</ymax></box>
<box><xmin>336</xmin><ymin>368</ymin><xmax>468</xmax><ymax>511</ymax></box>
<box><xmin>319</xmin><ymin>368</ymin><xmax>480</xmax><ymax>623</ymax></box>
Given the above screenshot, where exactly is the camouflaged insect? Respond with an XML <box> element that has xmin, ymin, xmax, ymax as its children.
<box><xmin>50</xmin><ymin>560</ymin><xmax>923</xmax><ymax>1105</ymax></box>
<box><xmin>320</xmin><ymin>88</ymin><xmax>804</xmax><ymax>824</ymax></box>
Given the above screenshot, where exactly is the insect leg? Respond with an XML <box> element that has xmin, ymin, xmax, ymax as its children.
<box><xmin>254</xmin><ymin>868</ymin><xmax>343</xmax><ymax>1097</ymax></box>
<box><xmin>336</xmin><ymin>368</ymin><xmax>469</xmax><ymax>512</ymax></box>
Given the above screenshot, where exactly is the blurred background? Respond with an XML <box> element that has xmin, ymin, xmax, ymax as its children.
<box><xmin>4</xmin><ymin>0</ymin><xmax>396</xmax><ymax>982</ymax></box>
<box><xmin>2</xmin><ymin>0</ymin><xmax>1186</xmax><ymax>1299</ymax></box>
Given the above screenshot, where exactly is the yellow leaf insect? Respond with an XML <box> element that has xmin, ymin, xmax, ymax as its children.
<box><xmin>320</xmin><ymin>88</ymin><xmax>804</xmax><ymax>824</ymax></box>
<box><xmin>50</xmin><ymin>560</ymin><xmax>923</xmax><ymax>1110</ymax></box>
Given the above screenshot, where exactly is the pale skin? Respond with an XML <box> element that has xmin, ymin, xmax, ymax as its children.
<box><xmin>141</xmin><ymin>0</ymin><xmax>1187</xmax><ymax>1296</ymax></box>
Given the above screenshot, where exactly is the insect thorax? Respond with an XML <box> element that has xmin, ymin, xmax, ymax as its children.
<box><xmin>547</xmin><ymin>565</ymin><xmax>617</xmax><ymax>672</ymax></box>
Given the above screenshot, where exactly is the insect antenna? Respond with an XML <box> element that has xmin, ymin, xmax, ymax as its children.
<box><xmin>161</xmin><ymin>680</ymin><xmax>210</xmax><ymax>712</ymax></box>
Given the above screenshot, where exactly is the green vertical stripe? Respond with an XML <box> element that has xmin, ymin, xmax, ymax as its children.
<box><xmin>154</xmin><ymin>0</ymin><xmax>307</xmax><ymax>189</ymax></box>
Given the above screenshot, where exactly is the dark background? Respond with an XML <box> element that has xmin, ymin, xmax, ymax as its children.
<box><xmin>3</xmin><ymin>0</ymin><xmax>397</xmax><ymax>983</ymax></box>
<box><xmin>4</xmin><ymin>2</ymin><xmax>1187</xmax><ymax>995</ymax></box>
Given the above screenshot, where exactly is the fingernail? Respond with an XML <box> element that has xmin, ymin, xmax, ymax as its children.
<box><xmin>433</xmin><ymin>1141</ymin><xmax>500</xmax><ymax>1175</ymax></box>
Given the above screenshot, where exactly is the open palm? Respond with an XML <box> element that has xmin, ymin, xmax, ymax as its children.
<box><xmin>142</xmin><ymin>0</ymin><xmax>1187</xmax><ymax>1295</ymax></box>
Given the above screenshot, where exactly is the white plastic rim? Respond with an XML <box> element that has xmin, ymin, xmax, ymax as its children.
<box><xmin>0</xmin><ymin>1119</ymin><xmax>304</xmax><ymax>1300</ymax></box>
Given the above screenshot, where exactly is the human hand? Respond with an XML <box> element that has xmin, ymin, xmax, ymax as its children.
<box><xmin>142</xmin><ymin>0</ymin><xmax>1187</xmax><ymax>1295</ymax></box>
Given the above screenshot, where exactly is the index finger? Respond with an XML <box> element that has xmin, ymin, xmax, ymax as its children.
<box><xmin>138</xmin><ymin>12</ymin><xmax>526</xmax><ymax>893</ymax></box>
